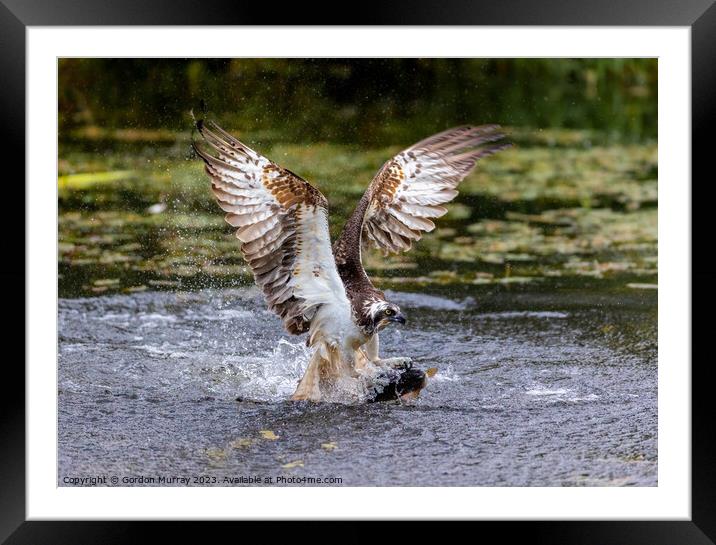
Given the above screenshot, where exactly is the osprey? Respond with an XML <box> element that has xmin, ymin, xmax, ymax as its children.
<box><xmin>193</xmin><ymin>120</ymin><xmax>510</xmax><ymax>402</ymax></box>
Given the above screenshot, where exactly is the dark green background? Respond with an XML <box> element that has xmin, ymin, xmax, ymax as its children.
<box><xmin>59</xmin><ymin>58</ymin><xmax>656</xmax><ymax>144</ymax></box>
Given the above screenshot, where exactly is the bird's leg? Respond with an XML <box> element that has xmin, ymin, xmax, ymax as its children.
<box><xmin>364</xmin><ymin>334</ymin><xmax>412</xmax><ymax>370</ymax></box>
<box><xmin>291</xmin><ymin>350</ymin><xmax>323</xmax><ymax>402</ymax></box>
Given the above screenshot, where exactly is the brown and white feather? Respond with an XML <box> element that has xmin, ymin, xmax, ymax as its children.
<box><xmin>193</xmin><ymin>120</ymin><xmax>350</xmax><ymax>335</ymax></box>
<box><xmin>359</xmin><ymin>125</ymin><xmax>511</xmax><ymax>255</ymax></box>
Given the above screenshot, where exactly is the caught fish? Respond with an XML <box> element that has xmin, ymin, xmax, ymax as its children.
<box><xmin>370</xmin><ymin>364</ymin><xmax>437</xmax><ymax>402</ymax></box>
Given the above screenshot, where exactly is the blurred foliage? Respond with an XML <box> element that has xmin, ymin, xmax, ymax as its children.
<box><xmin>59</xmin><ymin>58</ymin><xmax>657</xmax><ymax>145</ymax></box>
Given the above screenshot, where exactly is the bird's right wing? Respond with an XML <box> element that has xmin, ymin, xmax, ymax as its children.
<box><xmin>193</xmin><ymin>120</ymin><xmax>349</xmax><ymax>335</ymax></box>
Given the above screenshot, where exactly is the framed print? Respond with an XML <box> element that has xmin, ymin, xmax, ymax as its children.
<box><xmin>3</xmin><ymin>0</ymin><xmax>714</xmax><ymax>542</ymax></box>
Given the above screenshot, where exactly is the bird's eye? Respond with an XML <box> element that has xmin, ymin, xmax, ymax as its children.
<box><xmin>384</xmin><ymin>308</ymin><xmax>394</xmax><ymax>316</ymax></box>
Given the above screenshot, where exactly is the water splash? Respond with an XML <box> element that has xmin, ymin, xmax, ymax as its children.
<box><xmin>216</xmin><ymin>338</ymin><xmax>311</xmax><ymax>402</ymax></box>
<box><xmin>58</xmin><ymin>286</ymin><xmax>657</xmax><ymax>486</ymax></box>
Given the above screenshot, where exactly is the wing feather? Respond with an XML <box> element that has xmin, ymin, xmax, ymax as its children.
<box><xmin>194</xmin><ymin>120</ymin><xmax>350</xmax><ymax>335</ymax></box>
<box><xmin>236</xmin><ymin>217</ymin><xmax>281</xmax><ymax>243</ymax></box>
<box><xmin>352</xmin><ymin>125</ymin><xmax>511</xmax><ymax>256</ymax></box>
<box><xmin>225</xmin><ymin>208</ymin><xmax>274</xmax><ymax>227</ymax></box>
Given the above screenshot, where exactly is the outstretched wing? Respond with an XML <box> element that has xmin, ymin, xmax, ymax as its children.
<box><xmin>193</xmin><ymin>120</ymin><xmax>349</xmax><ymax>335</ymax></box>
<box><xmin>356</xmin><ymin>125</ymin><xmax>510</xmax><ymax>255</ymax></box>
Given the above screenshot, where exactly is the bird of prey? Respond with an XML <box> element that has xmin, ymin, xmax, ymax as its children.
<box><xmin>193</xmin><ymin>120</ymin><xmax>510</xmax><ymax>402</ymax></box>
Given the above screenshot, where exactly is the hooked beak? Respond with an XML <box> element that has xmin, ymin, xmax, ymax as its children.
<box><xmin>389</xmin><ymin>313</ymin><xmax>406</xmax><ymax>325</ymax></box>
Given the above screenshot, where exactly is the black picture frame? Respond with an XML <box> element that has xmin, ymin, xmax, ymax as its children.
<box><xmin>3</xmin><ymin>0</ymin><xmax>713</xmax><ymax>542</ymax></box>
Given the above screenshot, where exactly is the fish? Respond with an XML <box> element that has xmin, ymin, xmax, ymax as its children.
<box><xmin>370</xmin><ymin>365</ymin><xmax>437</xmax><ymax>402</ymax></box>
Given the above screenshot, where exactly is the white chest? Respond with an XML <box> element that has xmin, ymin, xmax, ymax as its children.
<box><xmin>311</xmin><ymin>303</ymin><xmax>365</xmax><ymax>349</ymax></box>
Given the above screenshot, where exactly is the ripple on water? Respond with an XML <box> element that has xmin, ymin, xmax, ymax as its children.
<box><xmin>384</xmin><ymin>290</ymin><xmax>474</xmax><ymax>311</ymax></box>
<box><xmin>476</xmin><ymin>311</ymin><xmax>569</xmax><ymax>320</ymax></box>
<box><xmin>58</xmin><ymin>287</ymin><xmax>657</xmax><ymax>486</ymax></box>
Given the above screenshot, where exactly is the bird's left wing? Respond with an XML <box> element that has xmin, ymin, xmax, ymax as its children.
<box><xmin>193</xmin><ymin>120</ymin><xmax>349</xmax><ymax>335</ymax></box>
<box><xmin>354</xmin><ymin>125</ymin><xmax>511</xmax><ymax>256</ymax></box>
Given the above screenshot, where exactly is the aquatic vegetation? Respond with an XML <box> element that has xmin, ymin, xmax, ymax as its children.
<box><xmin>229</xmin><ymin>438</ymin><xmax>254</xmax><ymax>449</ymax></box>
<box><xmin>58</xmin><ymin>128</ymin><xmax>656</xmax><ymax>297</ymax></box>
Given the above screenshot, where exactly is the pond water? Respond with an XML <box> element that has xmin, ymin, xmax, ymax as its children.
<box><xmin>57</xmin><ymin>127</ymin><xmax>658</xmax><ymax>486</ymax></box>
<box><xmin>58</xmin><ymin>282</ymin><xmax>657</xmax><ymax>486</ymax></box>
<box><xmin>58</xmin><ymin>133</ymin><xmax>657</xmax><ymax>298</ymax></box>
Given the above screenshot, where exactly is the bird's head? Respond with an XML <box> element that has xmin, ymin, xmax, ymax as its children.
<box><xmin>366</xmin><ymin>300</ymin><xmax>406</xmax><ymax>332</ymax></box>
